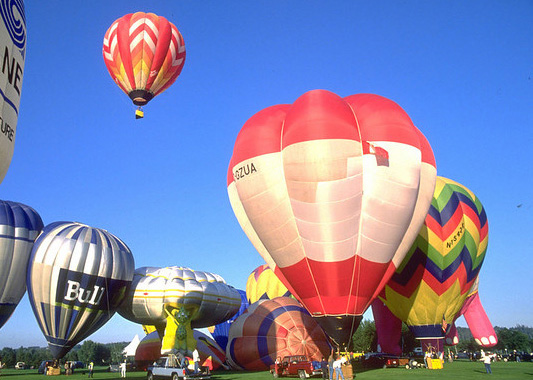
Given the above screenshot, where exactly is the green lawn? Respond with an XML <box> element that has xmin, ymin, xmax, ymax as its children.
<box><xmin>0</xmin><ymin>361</ymin><xmax>532</xmax><ymax>380</ymax></box>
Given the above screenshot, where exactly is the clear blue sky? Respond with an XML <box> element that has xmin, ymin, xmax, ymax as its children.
<box><xmin>0</xmin><ymin>1</ymin><xmax>531</xmax><ymax>348</ymax></box>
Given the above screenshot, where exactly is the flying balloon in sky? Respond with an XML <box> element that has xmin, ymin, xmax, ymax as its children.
<box><xmin>0</xmin><ymin>1</ymin><xmax>26</xmax><ymax>184</ymax></box>
<box><xmin>27</xmin><ymin>221</ymin><xmax>135</xmax><ymax>359</ymax></box>
<box><xmin>0</xmin><ymin>200</ymin><xmax>43</xmax><ymax>329</ymax></box>
<box><xmin>227</xmin><ymin>89</ymin><xmax>436</xmax><ymax>347</ymax></box>
<box><xmin>103</xmin><ymin>12</ymin><xmax>186</xmax><ymax>118</ymax></box>
<box><xmin>380</xmin><ymin>176</ymin><xmax>488</xmax><ymax>350</ymax></box>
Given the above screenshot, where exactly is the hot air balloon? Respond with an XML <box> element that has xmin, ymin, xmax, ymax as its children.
<box><xmin>380</xmin><ymin>176</ymin><xmax>488</xmax><ymax>351</ymax></box>
<box><xmin>118</xmin><ymin>266</ymin><xmax>242</xmax><ymax>354</ymax></box>
<box><xmin>227</xmin><ymin>89</ymin><xmax>437</xmax><ymax>347</ymax></box>
<box><xmin>102</xmin><ymin>12</ymin><xmax>185</xmax><ymax>117</ymax></box>
<box><xmin>445</xmin><ymin>277</ymin><xmax>497</xmax><ymax>347</ymax></box>
<box><xmin>27</xmin><ymin>221</ymin><xmax>135</xmax><ymax>359</ymax></box>
<box><xmin>226</xmin><ymin>297</ymin><xmax>331</xmax><ymax>371</ymax></box>
<box><xmin>246</xmin><ymin>264</ymin><xmax>291</xmax><ymax>304</ymax></box>
<box><xmin>0</xmin><ymin>200</ymin><xmax>43</xmax><ymax>328</ymax></box>
<box><xmin>135</xmin><ymin>330</ymin><xmax>227</xmax><ymax>371</ymax></box>
<box><xmin>209</xmin><ymin>289</ymin><xmax>248</xmax><ymax>351</ymax></box>
<box><xmin>371</xmin><ymin>299</ymin><xmax>403</xmax><ymax>356</ymax></box>
<box><xmin>0</xmin><ymin>1</ymin><xmax>26</xmax><ymax>184</ymax></box>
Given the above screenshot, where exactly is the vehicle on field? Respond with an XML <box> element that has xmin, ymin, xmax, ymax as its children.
<box><xmin>15</xmin><ymin>362</ymin><xmax>26</xmax><ymax>370</ymax></box>
<box><xmin>146</xmin><ymin>354</ymin><xmax>210</xmax><ymax>380</ymax></box>
<box><xmin>362</xmin><ymin>353</ymin><xmax>404</xmax><ymax>369</ymax></box>
<box><xmin>270</xmin><ymin>355</ymin><xmax>322</xmax><ymax>378</ymax></box>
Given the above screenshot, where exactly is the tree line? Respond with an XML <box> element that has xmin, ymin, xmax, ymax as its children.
<box><xmin>0</xmin><ymin>340</ymin><xmax>128</xmax><ymax>369</ymax></box>
<box><xmin>350</xmin><ymin>321</ymin><xmax>533</xmax><ymax>354</ymax></box>
<box><xmin>1</xmin><ymin>324</ymin><xmax>531</xmax><ymax>369</ymax></box>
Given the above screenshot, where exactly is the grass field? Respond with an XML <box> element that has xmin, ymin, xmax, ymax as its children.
<box><xmin>0</xmin><ymin>361</ymin><xmax>532</xmax><ymax>380</ymax></box>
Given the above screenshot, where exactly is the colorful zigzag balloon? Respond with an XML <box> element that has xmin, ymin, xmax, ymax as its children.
<box><xmin>380</xmin><ymin>176</ymin><xmax>488</xmax><ymax>341</ymax></box>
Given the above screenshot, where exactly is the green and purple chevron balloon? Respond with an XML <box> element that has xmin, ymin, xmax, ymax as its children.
<box><xmin>380</xmin><ymin>176</ymin><xmax>488</xmax><ymax>341</ymax></box>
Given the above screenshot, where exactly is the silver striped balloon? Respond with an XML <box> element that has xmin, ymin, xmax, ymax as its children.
<box><xmin>27</xmin><ymin>221</ymin><xmax>135</xmax><ymax>358</ymax></box>
<box><xmin>119</xmin><ymin>266</ymin><xmax>242</xmax><ymax>329</ymax></box>
<box><xmin>0</xmin><ymin>200</ymin><xmax>43</xmax><ymax>329</ymax></box>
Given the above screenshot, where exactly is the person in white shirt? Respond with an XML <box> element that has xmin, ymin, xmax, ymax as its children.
<box><xmin>332</xmin><ymin>356</ymin><xmax>345</xmax><ymax>380</ymax></box>
<box><xmin>483</xmin><ymin>353</ymin><xmax>492</xmax><ymax>374</ymax></box>
<box><xmin>192</xmin><ymin>349</ymin><xmax>200</xmax><ymax>374</ymax></box>
<box><xmin>120</xmin><ymin>361</ymin><xmax>127</xmax><ymax>378</ymax></box>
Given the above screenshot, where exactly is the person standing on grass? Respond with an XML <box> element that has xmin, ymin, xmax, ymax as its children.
<box><xmin>192</xmin><ymin>348</ymin><xmax>200</xmax><ymax>374</ymax></box>
<box><xmin>328</xmin><ymin>353</ymin><xmax>335</xmax><ymax>380</ymax></box>
<box><xmin>483</xmin><ymin>353</ymin><xmax>492</xmax><ymax>374</ymax></box>
<box><xmin>88</xmin><ymin>362</ymin><xmax>93</xmax><ymax>378</ymax></box>
<box><xmin>320</xmin><ymin>357</ymin><xmax>328</xmax><ymax>380</ymax></box>
<box><xmin>333</xmin><ymin>355</ymin><xmax>345</xmax><ymax>380</ymax></box>
<box><xmin>120</xmin><ymin>361</ymin><xmax>127</xmax><ymax>378</ymax></box>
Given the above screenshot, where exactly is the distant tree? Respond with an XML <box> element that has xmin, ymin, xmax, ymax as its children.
<box><xmin>495</xmin><ymin>328</ymin><xmax>531</xmax><ymax>352</ymax></box>
<box><xmin>108</xmin><ymin>342</ymin><xmax>128</xmax><ymax>363</ymax></box>
<box><xmin>77</xmin><ymin>341</ymin><xmax>111</xmax><ymax>365</ymax></box>
<box><xmin>456</xmin><ymin>337</ymin><xmax>478</xmax><ymax>353</ymax></box>
<box><xmin>0</xmin><ymin>347</ymin><xmax>16</xmax><ymax>367</ymax></box>
<box><xmin>352</xmin><ymin>320</ymin><xmax>377</xmax><ymax>352</ymax></box>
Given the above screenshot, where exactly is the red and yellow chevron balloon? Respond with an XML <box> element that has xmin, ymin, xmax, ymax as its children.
<box><xmin>227</xmin><ymin>90</ymin><xmax>436</xmax><ymax>347</ymax></box>
<box><xmin>380</xmin><ymin>176</ymin><xmax>488</xmax><ymax>340</ymax></box>
<box><xmin>246</xmin><ymin>264</ymin><xmax>291</xmax><ymax>304</ymax></box>
<box><xmin>103</xmin><ymin>12</ymin><xmax>185</xmax><ymax>106</ymax></box>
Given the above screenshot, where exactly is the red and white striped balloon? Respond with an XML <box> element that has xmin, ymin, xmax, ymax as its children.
<box><xmin>227</xmin><ymin>90</ymin><xmax>436</xmax><ymax>346</ymax></box>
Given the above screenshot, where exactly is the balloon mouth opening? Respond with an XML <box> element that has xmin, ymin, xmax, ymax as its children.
<box><xmin>129</xmin><ymin>90</ymin><xmax>154</xmax><ymax>106</ymax></box>
<box><xmin>314</xmin><ymin>314</ymin><xmax>362</xmax><ymax>348</ymax></box>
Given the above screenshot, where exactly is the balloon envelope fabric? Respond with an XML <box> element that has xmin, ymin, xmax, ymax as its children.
<box><xmin>227</xmin><ymin>89</ymin><xmax>437</xmax><ymax>346</ymax></box>
<box><xmin>0</xmin><ymin>200</ymin><xmax>43</xmax><ymax>329</ymax></box>
<box><xmin>226</xmin><ymin>297</ymin><xmax>331</xmax><ymax>371</ymax></box>
<box><xmin>381</xmin><ymin>176</ymin><xmax>488</xmax><ymax>340</ymax></box>
<box><xmin>0</xmin><ymin>1</ymin><xmax>26</xmax><ymax>184</ymax></box>
<box><xmin>118</xmin><ymin>266</ymin><xmax>242</xmax><ymax>329</ymax></box>
<box><xmin>246</xmin><ymin>264</ymin><xmax>291</xmax><ymax>304</ymax></box>
<box><xmin>27</xmin><ymin>221</ymin><xmax>135</xmax><ymax>358</ymax></box>
<box><xmin>209</xmin><ymin>289</ymin><xmax>249</xmax><ymax>351</ymax></box>
<box><xmin>135</xmin><ymin>330</ymin><xmax>226</xmax><ymax>371</ymax></box>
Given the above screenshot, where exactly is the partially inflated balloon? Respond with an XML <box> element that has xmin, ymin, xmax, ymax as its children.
<box><xmin>371</xmin><ymin>299</ymin><xmax>402</xmax><ymax>356</ymax></box>
<box><xmin>103</xmin><ymin>12</ymin><xmax>185</xmax><ymax>107</ymax></box>
<box><xmin>118</xmin><ymin>266</ymin><xmax>241</xmax><ymax>353</ymax></box>
<box><xmin>226</xmin><ymin>297</ymin><xmax>331</xmax><ymax>371</ymax></box>
<box><xmin>27</xmin><ymin>222</ymin><xmax>135</xmax><ymax>358</ymax></box>
<box><xmin>135</xmin><ymin>330</ymin><xmax>227</xmax><ymax>371</ymax></box>
<box><xmin>227</xmin><ymin>90</ymin><xmax>436</xmax><ymax>346</ymax></box>
<box><xmin>0</xmin><ymin>1</ymin><xmax>26</xmax><ymax>184</ymax></box>
<box><xmin>381</xmin><ymin>177</ymin><xmax>488</xmax><ymax>342</ymax></box>
<box><xmin>209</xmin><ymin>289</ymin><xmax>248</xmax><ymax>351</ymax></box>
<box><xmin>0</xmin><ymin>200</ymin><xmax>43</xmax><ymax>328</ymax></box>
<box><xmin>246</xmin><ymin>264</ymin><xmax>291</xmax><ymax>304</ymax></box>
<box><xmin>445</xmin><ymin>278</ymin><xmax>497</xmax><ymax>347</ymax></box>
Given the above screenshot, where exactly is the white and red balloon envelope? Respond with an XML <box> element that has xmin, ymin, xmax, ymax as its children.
<box><xmin>227</xmin><ymin>90</ymin><xmax>436</xmax><ymax>346</ymax></box>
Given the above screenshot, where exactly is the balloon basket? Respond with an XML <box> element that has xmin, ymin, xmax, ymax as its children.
<box><xmin>46</xmin><ymin>367</ymin><xmax>61</xmax><ymax>376</ymax></box>
<box><xmin>341</xmin><ymin>364</ymin><xmax>354</xmax><ymax>380</ymax></box>
<box><xmin>135</xmin><ymin>107</ymin><xmax>144</xmax><ymax>119</ymax></box>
